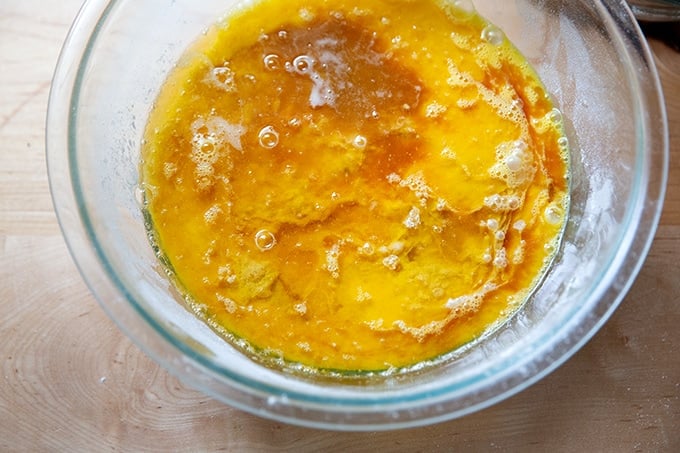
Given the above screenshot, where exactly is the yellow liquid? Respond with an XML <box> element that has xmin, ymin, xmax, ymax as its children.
<box><xmin>141</xmin><ymin>0</ymin><xmax>570</xmax><ymax>373</ymax></box>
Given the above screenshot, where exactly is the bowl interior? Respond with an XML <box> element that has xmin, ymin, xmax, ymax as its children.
<box><xmin>48</xmin><ymin>0</ymin><xmax>667</xmax><ymax>429</ymax></box>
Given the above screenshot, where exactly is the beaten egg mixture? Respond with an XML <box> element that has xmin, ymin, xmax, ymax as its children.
<box><xmin>141</xmin><ymin>0</ymin><xmax>570</xmax><ymax>372</ymax></box>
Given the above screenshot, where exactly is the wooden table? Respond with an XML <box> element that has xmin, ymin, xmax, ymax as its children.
<box><xmin>1</xmin><ymin>2</ymin><xmax>678</xmax><ymax>450</ymax></box>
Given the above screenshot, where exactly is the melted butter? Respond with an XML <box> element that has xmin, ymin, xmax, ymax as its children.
<box><xmin>141</xmin><ymin>0</ymin><xmax>570</xmax><ymax>373</ymax></box>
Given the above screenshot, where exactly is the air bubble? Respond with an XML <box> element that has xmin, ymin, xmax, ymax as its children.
<box><xmin>163</xmin><ymin>162</ymin><xmax>177</xmax><ymax>179</ymax></box>
<box><xmin>481</xmin><ymin>25</ymin><xmax>504</xmax><ymax>45</ymax></box>
<box><xmin>254</xmin><ymin>229</ymin><xmax>277</xmax><ymax>251</ymax></box>
<box><xmin>493</xmin><ymin>249</ymin><xmax>508</xmax><ymax>269</ymax></box>
<box><xmin>134</xmin><ymin>186</ymin><xmax>145</xmax><ymax>206</ymax></box>
<box><xmin>211</xmin><ymin>66</ymin><xmax>236</xmax><ymax>90</ymax></box>
<box><xmin>389</xmin><ymin>241</ymin><xmax>405</xmax><ymax>254</ymax></box>
<box><xmin>357</xmin><ymin>288</ymin><xmax>372</xmax><ymax>302</ymax></box>
<box><xmin>486</xmin><ymin>218</ymin><xmax>499</xmax><ymax>231</ymax></box>
<box><xmin>453</xmin><ymin>0</ymin><xmax>475</xmax><ymax>13</ymax></box>
<box><xmin>505</xmin><ymin>154</ymin><xmax>522</xmax><ymax>172</ymax></box>
<box><xmin>513</xmin><ymin>220</ymin><xmax>526</xmax><ymax>232</ymax></box>
<box><xmin>403</xmin><ymin>207</ymin><xmax>421</xmax><ymax>229</ymax></box>
<box><xmin>263</xmin><ymin>54</ymin><xmax>281</xmax><ymax>71</ymax></box>
<box><xmin>200</xmin><ymin>141</ymin><xmax>215</xmax><ymax>153</ymax></box>
<box><xmin>258</xmin><ymin>125</ymin><xmax>279</xmax><ymax>149</ymax></box>
<box><xmin>544</xmin><ymin>205</ymin><xmax>563</xmax><ymax>225</ymax></box>
<box><xmin>358</xmin><ymin>242</ymin><xmax>375</xmax><ymax>256</ymax></box>
<box><xmin>299</xmin><ymin>8</ymin><xmax>314</xmax><ymax>21</ymax></box>
<box><xmin>549</xmin><ymin>108</ymin><xmax>563</xmax><ymax>124</ymax></box>
<box><xmin>297</xmin><ymin>341</ymin><xmax>311</xmax><ymax>352</ymax></box>
<box><xmin>353</xmin><ymin>135</ymin><xmax>367</xmax><ymax>149</ymax></box>
<box><xmin>294</xmin><ymin>302</ymin><xmax>307</xmax><ymax>315</ymax></box>
<box><xmin>293</xmin><ymin>55</ymin><xmax>313</xmax><ymax>74</ymax></box>
<box><xmin>557</xmin><ymin>136</ymin><xmax>569</xmax><ymax>150</ymax></box>
<box><xmin>512</xmin><ymin>140</ymin><xmax>528</xmax><ymax>153</ymax></box>
<box><xmin>382</xmin><ymin>254</ymin><xmax>400</xmax><ymax>271</ymax></box>
<box><xmin>213</xmin><ymin>68</ymin><xmax>228</xmax><ymax>83</ymax></box>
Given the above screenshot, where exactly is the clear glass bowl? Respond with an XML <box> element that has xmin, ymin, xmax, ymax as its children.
<box><xmin>47</xmin><ymin>0</ymin><xmax>668</xmax><ymax>430</ymax></box>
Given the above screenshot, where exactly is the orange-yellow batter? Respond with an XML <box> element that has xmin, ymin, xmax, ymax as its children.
<box><xmin>141</xmin><ymin>0</ymin><xmax>570</xmax><ymax>372</ymax></box>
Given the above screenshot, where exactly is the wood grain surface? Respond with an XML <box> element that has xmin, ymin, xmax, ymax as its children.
<box><xmin>1</xmin><ymin>2</ymin><xmax>678</xmax><ymax>451</ymax></box>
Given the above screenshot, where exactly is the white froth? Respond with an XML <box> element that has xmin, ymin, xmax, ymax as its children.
<box><xmin>392</xmin><ymin>319</ymin><xmax>446</xmax><ymax>343</ymax></box>
<box><xmin>217</xmin><ymin>265</ymin><xmax>237</xmax><ymax>285</ymax></box>
<box><xmin>493</xmin><ymin>248</ymin><xmax>508</xmax><ymax>269</ymax></box>
<box><xmin>445</xmin><ymin>282</ymin><xmax>496</xmax><ymax>314</ymax></box>
<box><xmin>441</xmin><ymin>146</ymin><xmax>456</xmax><ymax>160</ymax></box>
<box><xmin>357</xmin><ymin>242</ymin><xmax>375</xmax><ymax>257</ymax></box>
<box><xmin>365</xmin><ymin>318</ymin><xmax>384</xmax><ymax>330</ymax></box>
<box><xmin>388</xmin><ymin>241</ymin><xmax>405</xmax><ymax>254</ymax></box>
<box><xmin>386</xmin><ymin>173</ymin><xmax>401</xmax><ymax>184</ymax></box>
<box><xmin>216</xmin><ymin>294</ymin><xmax>238</xmax><ymax>314</ymax></box>
<box><xmin>204</xmin><ymin>205</ymin><xmax>222</xmax><ymax>224</ymax></box>
<box><xmin>513</xmin><ymin>220</ymin><xmax>526</xmax><ymax>231</ymax></box>
<box><xmin>484</xmin><ymin>193</ymin><xmax>521</xmax><ymax>212</ymax></box>
<box><xmin>297</xmin><ymin>341</ymin><xmax>311</xmax><ymax>352</ymax></box>
<box><xmin>293</xmin><ymin>302</ymin><xmax>307</xmax><ymax>315</ymax></box>
<box><xmin>399</xmin><ymin>171</ymin><xmax>432</xmax><ymax>206</ymax></box>
<box><xmin>356</xmin><ymin>287</ymin><xmax>372</xmax><ymax>302</ymax></box>
<box><xmin>488</xmin><ymin>140</ymin><xmax>535</xmax><ymax>188</ymax></box>
<box><xmin>288</xmin><ymin>41</ymin><xmax>347</xmax><ymax>109</ymax></box>
<box><xmin>450</xmin><ymin>31</ymin><xmax>471</xmax><ymax>50</ymax></box>
<box><xmin>191</xmin><ymin>116</ymin><xmax>246</xmax><ymax>155</ymax></box>
<box><xmin>163</xmin><ymin>162</ymin><xmax>177</xmax><ymax>179</ymax></box>
<box><xmin>205</xmin><ymin>64</ymin><xmax>237</xmax><ymax>92</ymax></box>
<box><xmin>403</xmin><ymin>206</ymin><xmax>421</xmax><ymax>229</ymax></box>
<box><xmin>325</xmin><ymin>242</ymin><xmax>341</xmax><ymax>279</ymax></box>
<box><xmin>456</xmin><ymin>98</ymin><xmax>477</xmax><ymax>109</ymax></box>
<box><xmin>532</xmin><ymin>108</ymin><xmax>564</xmax><ymax>134</ymax></box>
<box><xmin>513</xmin><ymin>240</ymin><xmax>526</xmax><ymax>264</ymax></box>
<box><xmin>298</xmin><ymin>8</ymin><xmax>315</xmax><ymax>21</ymax></box>
<box><xmin>426</xmin><ymin>101</ymin><xmax>447</xmax><ymax>118</ymax></box>
<box><xmin>446</xmin><ymin>59</ymin><xmax>528</xmax><ymax>132</ymax></box>
<box><xmin>382</xmin><ymin>254</ymin><xmax>400</xmax><ymax>271</ymax></box>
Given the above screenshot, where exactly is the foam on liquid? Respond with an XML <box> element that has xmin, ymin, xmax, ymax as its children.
<box><xmin>141</xmin><ymin>0</ymin><xmax>570</xmax><ymax>373</ymax></box>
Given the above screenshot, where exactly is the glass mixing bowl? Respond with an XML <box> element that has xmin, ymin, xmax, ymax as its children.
<box><xmin>46</xmin><ymin>0</ymin><xmax>668</xmax><ymax>430</ymax></box>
